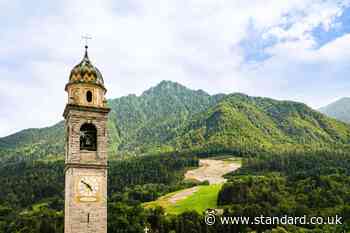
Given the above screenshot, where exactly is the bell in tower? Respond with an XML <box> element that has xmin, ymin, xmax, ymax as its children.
<box><xmin>80</xmin><ymin>123</ymin><xmax>97</xmax><ymax>151</ymax></box>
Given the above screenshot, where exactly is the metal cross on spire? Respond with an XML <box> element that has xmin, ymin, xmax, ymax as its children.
<box><xmin>81</xmin><ymin>35</ymin><xmax>92</xmax><ymax>59</ymax></box>
<box><xmin>82</xmin><ymin>34</ymin><xmax>92</xmax><ymax>49</ymax></box>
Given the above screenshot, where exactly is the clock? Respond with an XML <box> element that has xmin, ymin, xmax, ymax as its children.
<box><xmin>76</xmin><ymin>176</ymin><xmax>100</xmax><ymax>202</ymax></box>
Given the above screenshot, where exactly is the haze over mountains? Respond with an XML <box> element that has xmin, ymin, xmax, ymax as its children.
<box><xmin>319</xmin><ymin>97</ymin><xmax>350</xmax><ymax>123</ymax></box>
<box><xmin>1</xmin><ymin>81</ymin><xmax>350</xmax><ymax>163</ymax></box>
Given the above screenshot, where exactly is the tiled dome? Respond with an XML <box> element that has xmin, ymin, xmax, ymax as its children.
<box><xmin>68</xmin><ymin>46</ymin><xmax>104</xmax><ymax>87</ymax></box>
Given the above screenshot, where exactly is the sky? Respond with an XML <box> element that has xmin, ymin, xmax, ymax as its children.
<box><xmin>1</xmin><ymin>0</ymin><xmax>350</xmax><ymax>137</ymax></box>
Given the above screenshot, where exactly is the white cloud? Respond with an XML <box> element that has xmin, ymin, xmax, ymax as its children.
<box><xmin>1</xmin><ymin>0</ymin><xmax>350</xmax><ymax>136</ymax></box>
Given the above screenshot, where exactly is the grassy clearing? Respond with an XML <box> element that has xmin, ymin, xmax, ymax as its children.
<box><xmin>167</xmin><ymin>184</ymin><xmax>222</xmax><ymax>214</ymax></box>
<box><xmin>144</xmin><ymin>184</ymin><xmax>222</xmax><ymax>215</ymax></box>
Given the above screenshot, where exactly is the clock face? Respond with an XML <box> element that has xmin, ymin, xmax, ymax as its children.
<box><xmin>77</xmin><ymin>176</ymin><xmax>100</xmax><ymax>202</ymax></box>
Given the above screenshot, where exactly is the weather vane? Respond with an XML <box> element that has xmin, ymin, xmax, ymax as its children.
<box><xmin>82</xmin><ymin>34</ymin><xmax>92</xmax><ymax>48</ymax></box>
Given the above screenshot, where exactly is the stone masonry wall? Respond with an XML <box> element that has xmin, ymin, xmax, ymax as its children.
<box><xmin>64</xmin><ymin>105</ymin><xmax>109</xmax><ymax>233</ymax></box>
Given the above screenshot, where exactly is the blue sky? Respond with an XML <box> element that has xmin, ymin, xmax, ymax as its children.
<box><xmin>1</xmin><ymin>0</ymin><xmax>350</xmax><ymax>137</ymax></box>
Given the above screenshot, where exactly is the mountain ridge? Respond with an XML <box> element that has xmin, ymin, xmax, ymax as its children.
<box><xmin>171</xmin><ymin>93</ymin><xmax>350</xmax><ymax>154</ymax></box>
<box><xmin>1</xmin><ymin>81</ymin><xmax>350</xmax><ymax>162</ymax></box>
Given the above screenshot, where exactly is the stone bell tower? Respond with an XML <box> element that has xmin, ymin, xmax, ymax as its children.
<box><xmin>63</xmin><ymin>45</ymin><xmax>110</xmax><ymax>233</ymax></box>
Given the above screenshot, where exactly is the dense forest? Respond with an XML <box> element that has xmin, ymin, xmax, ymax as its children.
<box><xmin>0</xmin><ymin>153</ymin><xmax>198</xmax><ymax>233</ymax></box>
<box><xmin>218</xmin><ymin>151</ymin><xmax>350</xmax><ymax>232</ymax></box>
<box><xmin>0</xmin><ymin>150</ymin><xmax>349</xmax><ymax>233</ymax></box>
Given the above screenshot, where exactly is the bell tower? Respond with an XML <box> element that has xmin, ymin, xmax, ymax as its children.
<box><xmin>63</xmin><ymin>46</ymin><xmax>110</xmax><ymax>233</ymax></box>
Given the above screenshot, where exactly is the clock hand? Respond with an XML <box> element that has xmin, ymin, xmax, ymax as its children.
<box><xmin>81</xmin><ymin>180</ymin><xmax>93</xmax><ymax>191</ymax></box>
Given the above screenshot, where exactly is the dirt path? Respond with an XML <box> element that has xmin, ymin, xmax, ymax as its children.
<box><xmin>185</xmin><ymin>159</ymin><xmax>241</xmax><ymax>184</ymax></box>
<box><xmin>166</xmin><ymin>159</ymin><xmax>241</xmax><ymax>204</ymax></box>
<box><xmin>168</xmin><ymin>186</ymin><xmax>199</xmax><ymax>204</ymax></box>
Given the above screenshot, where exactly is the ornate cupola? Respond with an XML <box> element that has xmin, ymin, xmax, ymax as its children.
<box><xmin>65</xmin><ymin>46</ymin><xmax>107</xmax><ymax>108</ymax></box>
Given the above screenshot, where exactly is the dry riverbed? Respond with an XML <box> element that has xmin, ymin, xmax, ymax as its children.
<box><xmin>185</xmin><ymin>159</ymin><xmax>241</xmax><ymax>184</ymax></box>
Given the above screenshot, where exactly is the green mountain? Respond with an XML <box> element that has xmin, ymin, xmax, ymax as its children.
<box><xmin>108</xmin><ymin>80</ymin><xmax>224</xmax><ymax>154</ymax></box>
<box><xmin>172</xmin><ymin>94</ymin><xmax>350</xmax><ymax>153</ymax></box>
<box><xmin>0</xmin><ymin>122</ymin><xmax>64</xmax><ymax>162</ymax></box>
<box><xmin>0</xmin><ymin>81</ymin><xmax>223</xmax><ymax>161</ymax></box>
<box><xmin>1</xmin><ymin>81</ymin><xmax>350</xmax><ymax>162</ymax></box>
<box><xmin>319</xmin><ymin>97</ymin><xmax>350</xmax><ymax>123</ymax></box>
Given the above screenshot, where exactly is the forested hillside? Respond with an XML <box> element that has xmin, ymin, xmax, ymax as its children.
<box><xmin>0</xmin><ymin>122</ymin><xmax>64</xmax><ymax>163</ymax></box>
<box><xmin>107</xmin><ymin>80</ymin><xmax>224</xmax><ymax>154</ymax></box>
<box><xmin>0</xmin><ymin>153</ymin><xmax>199</xmax><ymax>233</ymax></box>
<box><xmin>217</xmin><ymin>151</ymin><xmax>350</xmax><ymax>232</ymax></box>
<box><xmin>2</xmin><ymin>149</ymin><xmax>349</xmax><ymax>233</ymax></box>
<box><xmin>0</xmin><ymin>81</ymin><xmax>223</xmax><ymax>162</ymax></box>
<box><xmin>2</xmin><ymin>81</ymin><xmax>350</xmax><ymax>163</ymax></box>
<box><xmin>173</xmin><ymin>93</ymin><xmax>350</xmax><ymax>155</ymax></box>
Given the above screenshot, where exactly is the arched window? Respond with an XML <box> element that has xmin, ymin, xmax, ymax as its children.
<box><xmin>80</xmin><ymin>123</ymin><xmax>97</xmax><ymax>151</ymax></box>
<box><xmin>86</xmin><ymin>91</ymin><xmax>93</xmax><ymax>103</ymax></box>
